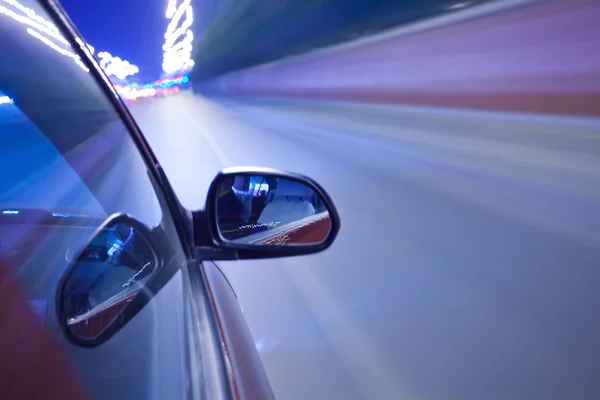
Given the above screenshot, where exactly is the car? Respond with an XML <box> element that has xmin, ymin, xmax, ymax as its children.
<box><xmin>0</xmin><ymin>1</ymin><xmax>341</xmax><ymax>399</ymax></box>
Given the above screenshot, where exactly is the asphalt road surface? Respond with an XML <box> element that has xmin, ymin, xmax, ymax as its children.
<box><xmin>128</xmin><ymin>92</ymin><xmax>600</xmax><ymax>400</ymax></box>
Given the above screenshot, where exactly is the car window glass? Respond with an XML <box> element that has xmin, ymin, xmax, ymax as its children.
<box><xmin>0</xmin><ymin>2</ymin><xmax>188</xmax><ymax>399</ymax></box>
<box><xmin>0</xmin><ymin>92</ymin><xmax>105</xmax><ymax>214</ymax></box>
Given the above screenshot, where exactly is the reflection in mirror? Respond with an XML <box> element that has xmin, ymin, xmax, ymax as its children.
<box><xmin>215</xmin><ymin>175</ymin><xmax>332</xmax><ymax>245</ymax></box>
<box><xmin>59</xmin><ymin>220</ymin><xmax>157</xmax><ymax>341</ymax></box>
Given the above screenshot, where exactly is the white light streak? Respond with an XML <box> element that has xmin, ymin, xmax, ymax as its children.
<box><xmin>3</xmin><ymin>0</ymin><xmax>60</xmax><ymax>33</ymax></box>
<box><xmin>446</xmin><ymin>2</ymin><xmax>473</xmax><ymax>10</ymax></box>
<box><xmin>97</xmin><ymin>51</ymin><xmax>140</xmax><ymax>80</ymax></box>
<box><xmin>166</xmin><ymin>0</ymin><xmax>178</xmax><ymax>18</ymax></box>
<box><xmin>1</xmin><ymin>0</ymin><xmax>139</xmax><ymax>79</ymax></box>
<box><xmin>114</xmin><ymin>85</ymin><xmax>157</xmax><ymax>101</ymax></box>
<box><xmin>26</xmin><ymin>27</ymin><xmax>89</xmax><ymax>71</ymax></box>
<box><xmin>0</xmin><ymin>95</ymin><xmax>14</xmax><ymax>105</ymax></box>
<box><xmin>0</xmin><ymin>3</ymin><xmax>69</xmax><ymax>45</ymax></box>
<box><xmin>162</xmin><ymin>0</ymin><xmax>194</xmax><ymax>75</ymax></box>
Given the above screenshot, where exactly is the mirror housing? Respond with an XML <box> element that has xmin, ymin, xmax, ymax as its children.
<box><xmin>196</xmin><ymin>167</ymin><xmax>341</xmax><ymax>260</ymax></box>
<box><xmin>56</xmin><ymin>213</ymin><xmax>161</xmax><ymax>347</ymax></box>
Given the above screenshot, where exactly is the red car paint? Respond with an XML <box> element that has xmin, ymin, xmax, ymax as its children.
<box><xmin>0</xmin><ymin>259</ymin><xmax>92</xmax><ymax>400</ymax></box>
<box><xmin>261</xmin><ymin>214</ymin><xmax>332</xmax><ymax>245</ymax></box>
<box><xmin>203</xmin><ymin>261</ymin><xmax>276</xmax><ymax>400</ymax></box>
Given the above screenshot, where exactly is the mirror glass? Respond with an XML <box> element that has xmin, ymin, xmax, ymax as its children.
<box><xmin>59</xmin><ymin>220</ymin><xmax>157</xmax><ymax>341</ymax></box>
<box><xmin>215</xmin><ymin>175</ymin><xmax>332</xmax><ymax>245</ymax></box>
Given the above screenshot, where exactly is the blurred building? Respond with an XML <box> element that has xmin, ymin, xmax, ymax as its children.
<box><xmin>190</xmin><ymin>0</ymin><xmax>494</xmax><ymax>81</ymax></box>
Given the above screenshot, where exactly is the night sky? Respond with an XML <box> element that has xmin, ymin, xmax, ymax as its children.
<box><xmin>60</xmin><ymin>0</ymin><xmax>167</xmax><ymax>78</ymax></box>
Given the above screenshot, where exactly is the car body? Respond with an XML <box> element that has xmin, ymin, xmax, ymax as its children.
<box><xmin>0</xmin><ymin>1</ymin><xmax>340</xmax><ymax>399</ymax></box>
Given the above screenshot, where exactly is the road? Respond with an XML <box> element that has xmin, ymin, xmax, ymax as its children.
<box><xmin>129</xmin><ymin>92</ymin><xmax>600</xmax><ymax>400</ymax></box>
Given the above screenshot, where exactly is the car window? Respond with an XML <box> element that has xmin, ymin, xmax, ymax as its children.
<box><xmin>0</xmin><ymin>1</ymin><xmax>188</xmax><ymax>399</ymax></box>
<box><xmin>0</xmin><ymin>91</ymin><xmax>105</xmax><ymax>214</ymax></box>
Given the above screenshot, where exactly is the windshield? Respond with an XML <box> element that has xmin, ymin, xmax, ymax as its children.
<box><xmin>0</xmin><ymin>1</ymin><xmax>187</xmax><ymax>399</ymax></box>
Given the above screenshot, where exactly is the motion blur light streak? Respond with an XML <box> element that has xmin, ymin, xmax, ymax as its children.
<box><xmin>163</xmin><ymin>1</ymin><xmax>192</xmax><ymax>50</ymax></box>
<box><xmin>0</xmin><ymin>2</ymin><xmax>69</xmax><ymax>45</ymax></box>
<box><xmin>114</xmin><ymin>85</ymin><xmax>157</xmax><ymax>101</ymax></box>
<box><xmin>97</xmin><ymin>51</ymin><xmax>140</xmax><ymax>80</ymax></box>
<box><xmin>162</xmin><ymin>0</ymin><xmax>195</xmax><ymax>74</ymax></box>
<box><xmin>1</xmin><ymin>0</ymin><xmax>139</xmax><ymax>79</ymax></box>
<box><xmin>0</xmin><ymin>95</ymin><xmax>13</xmax><ymax>105</ymax></box>
<box><xmin>26</xmin><ymin>27</ymin><xmax>89</xmax><ymax>71</ymax></box>
<box><xmin>165</xmin><ymin>0</ymin><xmax>178</xmax><ymax>18</ymax></box>
<box><xmin>3</xmin><ymin>0</ymin><xmax>56</xmax><ymax>31</ymax></box>
<box><xmin>159</xmin><ymin>75</ymin><xmax>189</xmax><ymax>87</ymax></box>
<box><xmin>446</xmin><ymin>2</ymin><xmax>473</xmax><ymax>10</ymax></box>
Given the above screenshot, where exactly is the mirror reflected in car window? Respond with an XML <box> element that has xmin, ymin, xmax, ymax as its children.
<box><xmin>215</xmin><ymin>175</ymin><xmax>332</xmax><ymax>246</ymax></box>
<box><xmin>58</xmin><ymin>219</ymin><xmax>157</xmax><ymax>341</ymax></box>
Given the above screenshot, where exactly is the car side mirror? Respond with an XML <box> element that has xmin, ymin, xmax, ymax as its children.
<box><xmin>197</xmin><ymin>167</ymin><xmax>341</xmax><ymax>260</ymax></box>
<box><xmin>56</xmin><ymin>213</ymin><xmax>160</xmax><ymax>347</ymax></box>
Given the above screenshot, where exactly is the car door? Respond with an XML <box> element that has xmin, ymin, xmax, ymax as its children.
<box><xmin>2</xmin><ymin>2</ymin><xmax>341</xmax><ymax>400</ymax></box>
<box><xmin>0</xmin><ymin>2</ymin><xmax>228</xmax><ymax>399</ymax></box>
